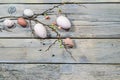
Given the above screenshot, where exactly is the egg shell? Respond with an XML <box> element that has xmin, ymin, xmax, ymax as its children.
<box><xmin>56</xmin><ymin>16</ymin><xmax>71</xmax><ymax>29</ymax></box>
<box><xmin>45</xmin><ymin>16</ymin><xmax>50</xmax><ymax>20</ymax></box>
<box><xmin>3</xmin><ymin>19</ymin><xmax>15</xmax><ymax>28</ymax></box>
<box><xmin>23</xmin><ymin>9</ymin><xmax>34</xmax><ymax>17</ymax></box>
<box><xmin>63</xmin><ymin>38</ymin><xmax>74</xmax><ymax>48</ymax></box>
<box><xmin>34</xmin><ymin>23</ymin><xmax>47</xmax><ymax>38</ymax></box>
<box><xmin>17</xmin><ymin>18</ymin><xmax>27</xmax><ymax>27</ymax></box>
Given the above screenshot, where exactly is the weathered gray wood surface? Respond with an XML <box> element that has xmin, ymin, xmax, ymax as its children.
<box><xmin>0</xmin><ymin>1</ymin><xmax>120</xmax><ymax>80</ymax></box>
<box><xmin>0</xmin><ymin>4</ymin><xmax>120</xmax><ymax>38</ymax></box>
<box><xmin>0</xmin><ymin>64</ymin><xmax>119</xmax><ymax>80</ymax></box>
<box><xmin>0</xmin><ymin>3</ymin><xmax>119</xmax><ymax>63</ymax></box>
<box><xmin>0</xmin><ymin>39</ymin><xmax>120</xmax><ymax>63</ymax></box>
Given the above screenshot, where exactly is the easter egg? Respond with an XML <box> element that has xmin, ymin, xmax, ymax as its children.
<box><xmin>45</xmin><ymin>16</ymin><xmax>50</xmax><ymax>20</ymax></box>
<box><xmin>17</xmin><ymin>18</ymin><xmax>27</xmax><ymax>27</ymax></box>
<box><xmin>3</xmin><ymin>19</ymin><xmax>15</xmax><ymax>28</ymax></box>
<box><xmin>56</xmin><ymin>15</ymin><xmax>71</xmax><ymax>29</ymax></box>
<box><xmin>34</xmin><ymin>23</ymin><xmax>47</xmax><ymax>38</ymax></box>
<box><xmin>63</xmin><ymin>38</ymin><xmax>74</xmax><ymax>48</ymax></box>
<box><xmin>23</xmin><ymin>9</ymin><xmax>34</xmax><ymax>17</ymax></box>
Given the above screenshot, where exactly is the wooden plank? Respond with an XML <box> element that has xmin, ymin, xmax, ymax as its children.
<box><xmin>0</xmin><ymin>0</ymin><xmax>120</xmax><ymax>3</ymax></box>
<box><xmin>0</xmin><ymin>4</ymin><xmax>120</xmax><ymax>38</ymax></box>
<box><xmin>0</xmin><ymin>26</ymin><xmax>120</xmax><ymax>38</ymax></box>
<box><xmin>0</xmin><ymin>64</ymin><xmax>119</xmax><ymax>80</ymax></box>
<box><xmin>0</xmin><ymin>39</ymin><xmax>119</xmax><ymax>63</ymax></box>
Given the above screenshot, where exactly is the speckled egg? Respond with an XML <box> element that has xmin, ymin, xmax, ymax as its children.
<box><xmin>3</xmin><ymin>19</ymin><xmax>15</xmax><ymax>28</ymax></box>
<box><xmin>23</xmin><ymin>9</ymin><xmax>34</xmax><ymax>17</ymax></box>
<box><xmin>34</xmin><ymin>23</ymin><xmax>47</xmax><ymax>38</ymax></box>
<box><xmin>17</xmin><ymin>18</ymin><xmax>27</xmax><ymax>27</ymax></box>
<box><xmin>56</xmin><ymin>15</ymin><xmax>71</xmax><ymax>29</ymax></box>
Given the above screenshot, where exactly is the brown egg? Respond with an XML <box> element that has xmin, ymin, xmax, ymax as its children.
<box><xmin>63</xmin><ymin>38</ymin><xmax>74</xmax><ymax>48</ymax></box>
<box><xmin>45</xmin><ymin>16</ymin><xmax>50</xmax><ymax>20</ymax></box>
<box><xmin>17</xmin><ymin>18</ymin><xmax>27</xmax><ymax>27</ymax></box>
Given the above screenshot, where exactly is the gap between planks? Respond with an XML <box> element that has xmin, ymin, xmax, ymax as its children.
<box><xmin>0</xmin><ymin>62</ymin><xmax>119</xmax><ymax>65</ymax></box>
<box><xmin>1</xmin><ymin>2</ymin><xmax>120</xmax><ymax>4</ymax></box>
<box><xmin>0</xmin><ymin>37</ymin><xmax>120</xmax><ymax>39</ymax></box>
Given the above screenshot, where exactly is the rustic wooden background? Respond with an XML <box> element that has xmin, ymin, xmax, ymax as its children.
<box><xmin>0</xmin><ymin>0</ymin><xmax>120</xmax><ymax>80</ymax></box>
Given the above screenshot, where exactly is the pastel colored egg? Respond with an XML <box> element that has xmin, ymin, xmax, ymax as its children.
<box><xmin>23</xmin><ymin>9</ymin><xmax>34</xmax><ymax>17</ymax></box>
<box><xmin>56</xmin><ymin>15</ymin><xmax>71</xmax><ymax>29</ymax></box>
<box><xmin>63</xmin><ymin>38</ymin><xmax>74</xmax><ymax>48</ymax></box>
<box><xmin>3</xmin><ymin>19</ymin><xmax>15</xmax><ymax>28</ymax></box>
<box><xmin>34</xmin><ymin>23</ymin><xmax>47</xmax><ymax>38</ymax></box>
<box><xmin>17</xmin><ymin>18</ymin><xmax>27</xmax><ymax>27</ymax></box>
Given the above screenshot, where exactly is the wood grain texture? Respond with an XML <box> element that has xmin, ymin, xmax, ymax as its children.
<box><xmin>0</xmin><ymin>1</ymin><xmax>119</xmax><ymax>80</ymax></box>
<box><xmin>0</xmin><ymin>64</ymin><xmax>119</xmax><ymax>80</ymax></box>
<box><xmin>0</xmin><ymin>4</ymin><xmax>120</xmax><ymax>38</ymax></box>
<box><xmin>0</xmin><ymin>39</ymin><xmax>119</xmax><ymax>63</ymax></box>
<box><xmin>0</xmin><ymin>0</ymin><xmax>120</xmax><ymax>3</ymax></box>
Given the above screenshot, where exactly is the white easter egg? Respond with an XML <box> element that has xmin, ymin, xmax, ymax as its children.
<box><xmin>3</xmin><ymin>19</ymin><xmax>15</xmax><ymax>28</ymax></box>
<box><xmin>23</xmin><ymin>9</ymin><xmax>34</xmax><ymax>17</ymax></box>
<box><xmin>56</xmin><ymin>15</ymin><xmax>71</xmax><ymax>29</ymax></box>
<box><xmin>34</xmin><ymin>23</ymin><xmax>47</xmax><ymax>38</ymax></box>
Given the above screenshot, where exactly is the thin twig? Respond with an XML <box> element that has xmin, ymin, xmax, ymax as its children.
<box><xmin>61</xmin><ymin>39</ymin><xmax>76</xmax><ymax>61</ymax></box>
<box><xmin>45</xmin><ymin>39</ymin><xmax>58</xmax><ymax>51</ymax></box>
<box><xmin>0</xmin><ymin>16</ymin><xmax>21</xmax><ymax>19</ymax></box>
<box><xmin>32</xmin><ymin>19</ymin><xmax>48</xmax><ymax>25</ymax></box>
<box><xmin>41</xmin><ymin>4</ymin><xmax>63</xmax><ymax>15</ymax></box>
<box><xmin>64</xmin><ymin>45</ymin><xmax>76</xmax><ymax>61</ymax></box>
<box><xmin>34</xmin><ymin>4</ymin><xmax>64</xmax><ymax>17</ymax></box>
<box><xmin>78</xmin><ymin>4</ymin><xmax>87</xmax><ymax>8</ymax></box>
<box><xmin>29</xmin><ymin>20</ymin><xmax>35</xmax><ymax>37</ymax></box>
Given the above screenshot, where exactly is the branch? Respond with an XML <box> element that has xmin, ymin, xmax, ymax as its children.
<box><xmin>45</xmin><ymin>39</ymin><xmax>57</xmax><ymax>51</ymax></box>
<box><xmin>61</xmin><ymin>40</ymin><xmax>76</xmax><ymax>61</ymax></box>
<box><xmin>34</xmin><ymin>4</ymin><xmax>64</xmax><ymax>18</ymax></box>
<box><xmin>64</xmin><ymin>45</ymin><xmax>76</xmax><ymax>61</ymax></box>
<box><xmin>29</xmin><ymin>20</ymin><xmax>35</xmax><ymax>37</ymax></box>
<box><xmin>32</xmin><ymin>19</ymin><xmax>60</xmax><ymax>37</ymax></box>
<box><xmin>0</xmin><ymin>16</ymin><xmax>21</xmax><ymax>20</ymax></box>
<box><xmin>32</xmin><ymin>19</ymin><xmax>62</xmax><ymax>50</ymax></box>
<box><xmin>32</xmin><ymin>19</ymin><xmax>76</xmax><ymax>61</ymax></box>
<box><xmin>41</xmin><ymin>4</ymin><xmax>63</xmax><ymax>15</ymax></box>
